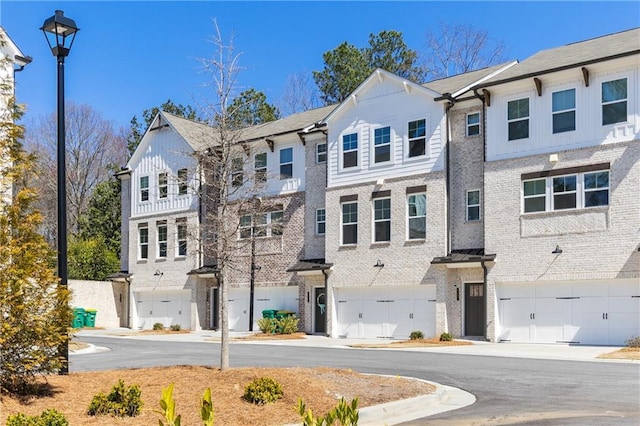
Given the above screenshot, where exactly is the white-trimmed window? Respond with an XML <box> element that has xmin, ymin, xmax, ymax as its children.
<box><xmin>408</xmin><ymin>119</ymin><xmax>426</xmax><ymax>157</ymax></box>
<box><xmin>177</xmin><ymin>168</ymin><xmax>188</xmax><ymax>195</ymax></box>
<box><xmin>467</xmin><ymin>112</ymin><xmax>480</xmax><ymax>136</ymax></box>
<box><xmin>552</xmin><ymin>89</ymin><xmax>576</xmax><ymax>133</ymax></box>
<box><xmin>373</xmin><ymin>198</ymin><xmax>391</xmax><ymax>242</ymax></box>
<box><xmin>176</xmin><ymin>219</ymin><xmax>187</xmax><ymax>257</ymax></box>
<box><xmin>407</xmin><ymin>193</ymin><xmax>426</xmax><ymax>240</ymax></box>
<box><xmin>316</xmin><ymin>143</ymin><xmax>327</xmax><ymax>164</ymax></box>
<box><xmin>508</xmin><ymin>98</ymin><xmax>529</xmax><ymax>140</ymax></box>
<box><xmin>522</xmin><ymin>170</ymin><xmax>610</xmax><ymax>213</ymax></box>
<box><xmin>158</xmin><ymin>172</ymin><xmax>168</xmax><ymax>199</ymax></box>
<box><xmin>341</xmin><ymin>202</ymin><xmax>358</xmax><ymax>245</ymax></box>
<box><xmin>139</xmin><ymin>176</ymin><xmax>149</xmax><ymax>202</ymax></box>
<box><xmin>280</xmin><ymin>147</ymin><xmax>293</xmax><ymax>179</ymax></box>
<box><xmin>138</xmin><ymin>225</ymin><xmax>149</xmax><ymax>260</ymax></box>
<box><xmin>466</xmin><ymin>190</ymin><xmax>481</xmax><ymax>221</ymax></box>
<box><xmin>373</xmin><ymin>126</ymin><xmax>391</xmax><ymax>163</ymax></box>
<box><xmin>239</xmin><ymin>210</ymin><xmax>283</xmax><ymax>239</ymax></box>
<box><xmin>342</xmin><ymin>133</ymin><xmax>358</xmax><ymax>168</ymax></box>
<box><xmin>602</xmin><ymin>78</ymin><xmax>627</xmax><ymax>125</ymax></box>
<box><xmin>316</xmin><ymin>209</ymin><xmax>326</xmax><ymax>235</ymax></box>
<box><xmin>254</xmin><ymin>152</ymin><xmax>267</xmax><ymax>184</ymax></box>
<box><xmin>157</xmin><ymin>221</ymin><xmax>167</xmax><ymax>258</ymax></box>
<box><xmin>232</xmin><ymin>157</ymin><xmax>243</xmax><ymax>187</ymax></box>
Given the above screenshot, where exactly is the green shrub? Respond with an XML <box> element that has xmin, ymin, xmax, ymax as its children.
<box><xmin>439</xmin><ymin>332</ymin><xmax>453</xmax><ymax>342</ymax></box>
<box><xmin>87</xmin><ymin>379</ymin><xmax>143</xmax><ymax>417</ymax></box>
<box><xmin>409</xmin><ymin>331</ymin><xmax>424</xmax><ymax>340</ymax></box>
<box><xmin>298</xmin><ymin>397</ymin><xmax>359</xmax><ymax>425</ymax></box>
<box><xmin>257</xmin><ymin>318</ymin><xmax>277</xmax><ymax>334</ymax></box>
<box><xmin>7</xmin><ymin>409</ymin><xmax>69</xmax><ymax>426</ymax></box>
<box><xmin>153</xmin><ymin>323</ymin><xmax>164</xmax><ymax>331</ymax></box>
<box><xmin>169</xmin><ymin>324</ymin><xmax>181</xmax><ymax>331</ymax></box>
<box><xmin>277</xmin><ymin>315</ymin><xmax>299</xmax><ymax>334</ymax></box>
<box><xmin>243</xmin><ymin>377</ymin><xmax>283</xmax><ymax>405</ymax></box>
<box><xmin>625</xmin><ymin>336</ymin><xmax>640</xmax><ymax>348</ymax></box>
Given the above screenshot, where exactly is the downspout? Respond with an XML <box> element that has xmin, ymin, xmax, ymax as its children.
<box><xmin>321</xmin><ymin>269</ymin><xmax>329</xmax><ymax>337</ymax></box>
<box><xmin>481</xmin><ymin>260</ymin><xmax>488</xmax><ymax>341</ymax></box>
<box><xmin>125</xmin><ymin>277</ymin><xmax>132</xmax><ymax>329</ymax></box>
<box><xmin>444</xmin><ymin>99</ymin><xmax>456</xmax><ymax>255</ymax></box>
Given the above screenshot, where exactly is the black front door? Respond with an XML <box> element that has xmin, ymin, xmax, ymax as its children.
<box><xmin>314</xmin><ymin>287</ymin><xmax>326</xmax><ymax>334</ymax></box>
<box><xmin>465</xmin><ymin>283</ymin><xmax>485</xmax><ymax>336</ymax></box>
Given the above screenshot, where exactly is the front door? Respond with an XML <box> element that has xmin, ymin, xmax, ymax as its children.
<box><xmin>314</xmin><ymin>287</ymin><xmax>326</xmax><ymax>334</ymax></box>
<box><xmin>465</xmin><ymin>283</ymin><xmax>485</xmax><ymax>336</ymax></box>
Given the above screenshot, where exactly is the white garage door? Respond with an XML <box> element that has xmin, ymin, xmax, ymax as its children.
<box><xmin>136</xmin><ymin>290</ymin><xmax>191</xmax><ymax>330</ymax></box>
<box><xmin>497</xmin><ymin>280</ymin><xmax>640</xmax><ymax>345</ymax></box>
<box><xmin>228</xmin><ymin>287</ymin><xmax>299</xmax><ymax>331</ymax></box>
<box><xmin>335</xmin><ymin>286</ymin><xmax>436</xmax><ymax>339</ymax></box>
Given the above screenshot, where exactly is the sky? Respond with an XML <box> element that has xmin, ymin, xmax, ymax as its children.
<box><xmin>1</xmin><ymin>1</ymin><xmax>639</xmax><ymax>131</ymax></box>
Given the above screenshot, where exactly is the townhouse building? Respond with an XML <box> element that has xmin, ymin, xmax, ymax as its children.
<box><xmin>115</xmin><ymin>28</ymin><xmax>639</xmax><ymax>346</ymax></box>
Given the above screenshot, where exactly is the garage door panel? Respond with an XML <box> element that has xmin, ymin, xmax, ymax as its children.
<box><xmin>534</xmin><ymin>298</ymin><xmax>570</xmax><ymax>343</ymax></box>
<box><xmin>136</xmin><ymin>291</ymin><xmax>191</xmax><ymax>330</ymax></box>
<box><xmin>498</xmin><ymin>297</ymin><xmax>534</xmax><ymax>342</ymax></box>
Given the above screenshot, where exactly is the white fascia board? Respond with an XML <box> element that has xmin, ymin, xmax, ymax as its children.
<box><xmin>451</xmin><ymin>61</ymin><xmax>519</xmax><ymax>98</ymax></box>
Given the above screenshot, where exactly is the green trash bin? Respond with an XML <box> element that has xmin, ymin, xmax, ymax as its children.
<box><xmin>275</xmin><ymin>310</ymin><xmax>295</xmax><ymax>320</ymax></box>
<box><xmin>262</xmin><ymin>309</ymin><xmax>277</xmax><ymax>319</ymax></box>
<box><xmin>72</xmin><ymin>308</ymin><xmax>85</xmax><ymax>329</ymax></box>
<box><xmin>84</xmin><ymin>309</ymin><xmax>97</xmax><ymax>327</ymax></box>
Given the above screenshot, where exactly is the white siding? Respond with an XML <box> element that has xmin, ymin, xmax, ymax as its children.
<box><xmin>486</xmin><ymin>56</ymin><xmax>639</xmax><ymax>161</ymax></box>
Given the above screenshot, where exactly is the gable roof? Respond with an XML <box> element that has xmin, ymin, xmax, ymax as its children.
<box><xmin>424</xmin><ymin>62</ymin><xmax>517</xmax><ymax>98</ymax></box>
<box><xmin>477</xmin><ymin>27</ymin><xmax>640</xmax><ymax>88</ymax></box>
<box><xmin>0</xmin><ymin>27</ymin><xmax>30</xmax><ymax>66</ymax></box>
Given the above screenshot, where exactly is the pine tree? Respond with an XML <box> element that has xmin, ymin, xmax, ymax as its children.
<box><xmin>0</xmin><ymin>45</ymin><xmax>73</xmax><ymax>393</ymax></box>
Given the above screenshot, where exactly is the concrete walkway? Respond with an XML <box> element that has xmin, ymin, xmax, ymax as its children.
<box><xmin>72</xmin><ymin>329</ymin><xmax>634</xmax><ymax>425</ymax></box>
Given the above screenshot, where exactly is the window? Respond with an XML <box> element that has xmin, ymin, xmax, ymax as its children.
<box><xmin>176</xmin><ymin>219</ymin><xmax>187</xmax><ymax>257</ymax></box>
<box><xmin>523</xmin><ymin>179</ymin><xmax>546</xmax><ymax>213</ymax></box>
<box><xmin>508</xmin><ymin>98</ymin><xmax>529</xmax><ymax>140</ymax></box>
<box><xmin>467</xmin><ymin>113</ymin><xmax>480</xmax><ymax>136</ymax></box>
<box><xmin>584</xmin><ymin>171</ymin><xmax>609</xmax><ymax>207</ymax></box>
<box><xmin>254</xmin><ymin>153</ymin><xmax>267</xmax><ymax>184</ymax></box>
<box><xmin>316</xmin><ymin>143</ymin><xmax>327</xmax><ymax>164</ymax></box>
<box><xmin>316</xmin><ymin>209</ymin><xmax>326</xmax><ymax>235</ymax></box>
<box><xmin>408</xmin><ymin>119</ymin><xmax>426</xmax><ymax>157</ymax></box>
<box><xmin>341</xmin><ymin>202</ymin><xmax>357</xmax><ymax>245</ymax></box>
<box><xmin>158</xmin><ymin>172</ymin><xmax>168</xmax><ymax>199</ymax></box>
<box><xmin>157</xmin><ymin>221</ymin><xmax>167</xmax><ymax>258</ymax></box>
<box><xmin>342</xmin><ymin>133</ymin><xmax>358</xmax><ymax>168</ymax></box>
<box><xmin>373</xmin><ymin>198</ymin><xmax>391</xmax><ymax>242</ymax></box>
<box><xmin>552</xmin><ymin>89</ymin><xmax>576</xmax><ymax>133</ymax></box>
<box><xmin>280</xmin><ymin>147</ymin><xmax>293</xmax><ymax>179</ymax></box>
<box><xmin>374</xmin><ymin>126</ymin><xmax>391</xmax><ymax>163</ymax></box>
<box><xmin>232</xmin><ymin>157</ymin><xmax>243</xmax><ymax>187</ymax></box>
<box><xmin>522</xmin><ymin>170</ymin><xmax>610</xmax><ymax>213</ymax></box>
<box><xmin>552</xmin><ymin>175</ymin><xmax>577</xmax><ymax>210</ymax></box>
<box><xmin>239</xmin><ymin>211</ymin><xmax>284</xmax><ymax>239</ymax></box>
<box><xmin>139</xmin><ymin>226</ymin><xmax>149</xmax><ymax>259</ymax></box>
<box><xmin>407</xmin><ymin>194</ymin><xmax>426</xmax><ymax>240</ymax></box>
<box><xmin>177</xmin><ymin>168</ymin><xmax>188</xmax><ymax>195</ymax></box>
<box><xmin>602</xmin><ymin>78</ymin><xmax>627</xmax><ymax>125</ymax></box>
<box><xmin>140</xmin><ymin>176</ymin><xmax>149</xmax><ymax>202</ymax></box>
<box><xmin>466</xmin><ymin>190</ymin><xmax>481</xmax><ymax>222</ymax></box>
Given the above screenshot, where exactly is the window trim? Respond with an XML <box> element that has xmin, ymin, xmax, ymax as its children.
<box><xmin>407</xmin><ymin>118</ymin><xmax>427</xmax><ymax>158</ymax></box>
<box><xmin>466</xmin><ymin>189</ymin><xmax>481</xmax><ymax>222</ymax></box>
<box><xmin>157</xmin><ymin>221</ymin><xmax>168</xmax><ymax>258</ymax></box>
<box><xmin>316</xmin><ymin>143</ymin><xmax>327</xmax><ymax>164</ymax></box>
<box><xmin>139</xmin><ymin>175</ymin><xmax>150</xmax><ymax>203</ymax></box>
<box><xmin>316</xmin><ymin>208</ymin><xmax>326</xmax><ymax>235</ymax></box>
<box><xmin>158</xmin><ymin>172</ymin><xmax>168</xmax><ymax>199</ymax></box>
<box><xmin>341</xmin><ymin>201</ymin><xmax>358</xmax><ymax>245</ymax></box>
<box><xmin>176</xmin><ymin>219</ymin><xmax>187</xmax><ymax>257</ymax></box>
<box><xmin>177</xmin><ymin>168</ymin><xmax>188</xmax><ymax>195</ymax></box>
<box><xmin>407</xmin><ymin>193</ymin><xmax>426</xmax><ymax>240</ymax></box>
<box><xmin>279</xmin><ymin>147</ymin><xmax>294</xmax><ymax>180</ymax></box>
<box><xmin>341</xmin><ymin>132</ymin><xmax>359</xmax><ymax>170</ymax></box>
<box><xmin>466</xmin><ymin>112</ymin><xmax>481</xmax><ymax>137</ymax></box>
<box><xmin>507</xmin><ymin>97</ymin><xmax>530</xmax><ymax>141</ymax></box>
<box><xmin>601</xmin><ymin>77</ymin><xmax>628</xmax><ymax>126</ymax></box>
<box><xmin>138</xmin><ymin>225</ymin><xmax>149</xmax><ymax>260</ymax></box>
<box><xmin>373</xmin><ymin>197</ymin><xmax>391</xmax><ymax>243</ymax></box>
<box><xmin>254</xmin><ymin>152</ymin><xmax>267</xmax><ymax>184</ymax></box>
<box><xmin>551</xmin><ymin>88</ymin><xmax>576</xmax><ymax>134</ymax></box>
<box><xmin>372</xmin><ymin>126</ymin><xmax>392</xmax><ymax>164</ymax></box>
<box><xmin>231</xmin><ymin>157</ymin><xmax>244</xmax><ymax>187</ymax></box>
<box><xmin>238</xmin><ymin>210</ymin><xmax>284</xmax><ymax>239</ymax></box>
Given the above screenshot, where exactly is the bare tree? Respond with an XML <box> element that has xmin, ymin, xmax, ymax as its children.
<box><xmin>279</xmin><ymin>71</ymin><xmax>321</xmax><ymax>116</ymax></box>
<box><xmin>194</xmin><ymin>19</ymin><xmax>274</xmax><ymax>370</ymax></box>
<box><xmin>23</xmin><ymin>103</ymin><xmax>128</xmax><ymax>242</ymax></box>
<box><xmin>423</xmin><ymin>22</ymin><xmax>508</xmax><ymax>80</ymax></box>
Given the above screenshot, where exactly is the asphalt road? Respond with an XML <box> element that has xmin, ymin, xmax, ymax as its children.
<box><xmin>72</xmin><ymin>337</ymin><xmax>640</xmax><ymax>425</ymax></box>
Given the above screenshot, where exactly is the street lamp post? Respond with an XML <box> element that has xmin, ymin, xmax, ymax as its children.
<box><xmin>41</xmin><ymin>9</ymin><xmax>78</xmax><ymax>375</ymax></box>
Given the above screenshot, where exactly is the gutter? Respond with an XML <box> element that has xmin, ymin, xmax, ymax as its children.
<box><xmin>14</xmin><ymin>55</ymin><xmax>32</xmax><ymax>73</ymax></box>
<box><xmin>321</xmin><ymin>269</ymin><xmax>329</xmax><ymax>337</ymax></box>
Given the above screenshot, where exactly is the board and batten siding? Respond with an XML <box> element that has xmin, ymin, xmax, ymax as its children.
<box><xmin>486</xmin><ymin>56</ymin><xmax>639</xmax><ymax>162</ymax></box>
<box><xmin>326</xmin><ymin>79</ymin><xmax>445</xmax><ymax>189</ymax></box>
<box><xmin>130</xmin><ymin>128</ymin><xmax>199</xmax><ymax>218</ymax></box>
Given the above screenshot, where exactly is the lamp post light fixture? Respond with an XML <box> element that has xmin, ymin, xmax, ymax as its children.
<box><xmin>41</xmin><ymin>9</ymin><xmax>78</xmax><ymax>375</ymax></box>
